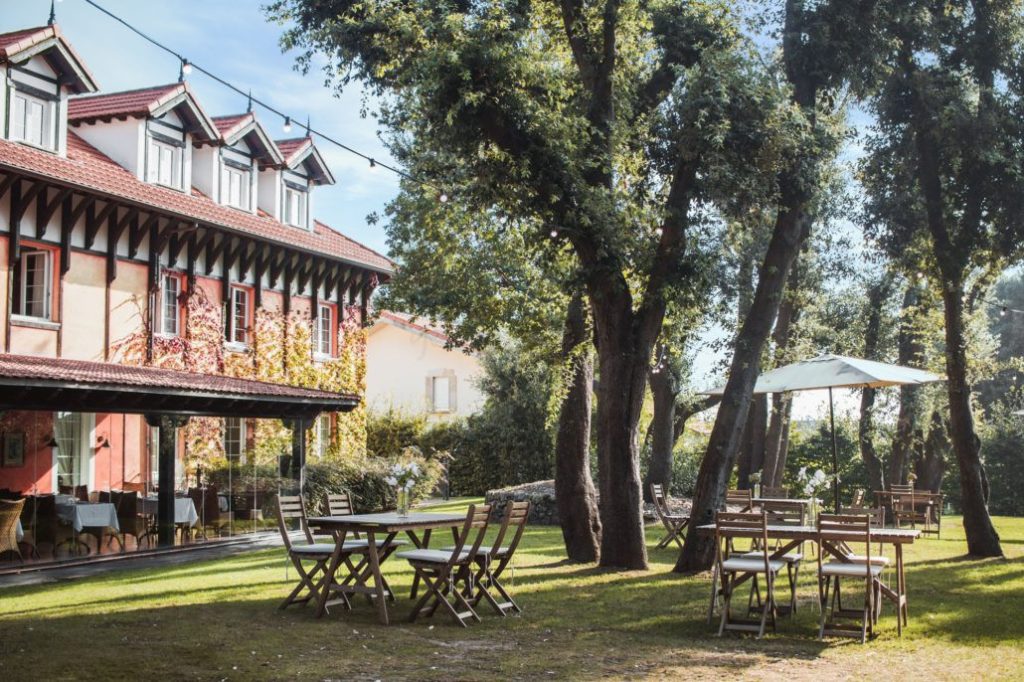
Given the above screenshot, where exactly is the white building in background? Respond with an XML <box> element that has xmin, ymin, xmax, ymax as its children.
<box><xmin>365</xmin><ymin>311</ymin><xmax>484</xmax><ymax>419</ymax></box>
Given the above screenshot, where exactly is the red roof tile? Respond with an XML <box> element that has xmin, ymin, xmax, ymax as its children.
<box><xmin>0</xmin><ymin>353</ymin><xmax>358</xmax><ymax>402</ymax></box>
<box><xmin>211</xmin><ymin>113</ymin><xmax>253</xmax><ymax>138</ymax></box>
<box><xmin>0</xmin><ymin>133</ymin><xmax>394</xmax><ymax>273</ymax></box>
<box><xmin>0</xmin><ymin>24</ymin><xmax>98</xmax><ymax>94</ymax></box>
<box><xmin>377</xmin><ymin>311</ymin><xmax>452</xmax><ymax>345</ymax></box>
<box><xmin>68</xmin><ymin>83</ymin><xmax>188</xmax><ymax>121</ymax></box>
<box><xmin>276</xmin><ymin>137</ymin><xmax>313</xmax><ymax>165</ymax></box>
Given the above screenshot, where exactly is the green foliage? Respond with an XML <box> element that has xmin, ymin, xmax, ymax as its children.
<box><xmin>783</xmin><ymin>416</ymin><xmax>871</xmax><ymax>502</ymax></box>
<box><xmin>977</xmin><ymin>401</ymin><xmax>1024</xmax><ymax>517</ymax></box>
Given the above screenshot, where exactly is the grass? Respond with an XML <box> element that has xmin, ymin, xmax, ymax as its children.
<box><xmin>1</xmin><ymin>500</ymin><xmax>1023</xmax><ymax>680</ymax></box>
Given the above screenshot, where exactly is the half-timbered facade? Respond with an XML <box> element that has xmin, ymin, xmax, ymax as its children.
<box><xmin>0</xmin><ymin>24</ymin><xmax>392</xmax><ymax>498</ymax></box>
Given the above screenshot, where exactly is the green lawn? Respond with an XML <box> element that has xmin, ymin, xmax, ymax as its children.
<box><xmin>1</xmin><ymin>500</ymin><xmax>1022</xmax><ymax>680</ymax></box>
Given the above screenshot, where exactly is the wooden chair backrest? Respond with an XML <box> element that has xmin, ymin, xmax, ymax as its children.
<box><xmin>715</xmin><ymin>510</ymin><xmax>769</xmax><ymax>572</ymax></box>
<box><xmin>489</xmin><ymin>500</ymin><xmax>530</xmax><ymax>559</ymax></box>
<box><xmin>276</xmin><ymin>494</ymin><xmax>313</xmax><ymax>549</ymax></box>
<box><xmin>889</xmin><ymin>484</ymin><xmax>914</xmax><ymax>494</ymax></box>
<box><xmin>326</xmin><ymin>492</ymin><xmax>355</xmax><ymax>517</ymax></box>
<box><xmin>725</xmin><ymin>489</ymin><xmax>752</xmax><ymax>508</ymax></box>
<box><xmin>818</xmin><ymin>513</ymin><xmax>873</xmax><ymax>565</ymax></box>
<box><xmin>761</xmin><ymin>486</ymin><xmax>789</xmax><ymax>499</ymax></box>
<box><xmin>188</xmin><ymin>486</ymin><xmax>220</xmax><ymax>525</ymax></box>
<box><xmin>840</xmin><ymin>505</ymin><xmax>884</xmax><ymax>527</ymax></box>
<box><xmin>74</xmin><ymin>485</ymin><xmax>89</xmax><ymax>502</ymax></box>
<box><xmin>448</xmin><ymin>503</ymin><xmax>492</xmax><ymax>570</ymax></box>
<box><xmin>850</xmin><ymin>488</ymin><xmax>866</xmax><ymax>507</ymax></box>
<box><xmin>761</xmin><ymin>499</ymin><xmax>805</xmax><ymax>526</ymax></box>
<box><xmin>651</xmin><ymin>484</ymin><xmax>672</xmax><ymax>520</ymax></box>
<box><xmin>112</xmin><ymin>490</ymin><xmax>140</xmax><ymax>523</ymax></box>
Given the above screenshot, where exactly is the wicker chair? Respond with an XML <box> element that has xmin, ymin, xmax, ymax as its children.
<box><xmin>0</xmin><ymin>499</ymin><xmax>26</xmax><ymax>563</ymax></box>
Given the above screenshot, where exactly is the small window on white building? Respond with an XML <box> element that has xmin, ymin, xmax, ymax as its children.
<box><xmin>10</xmin><ymin>90</ymin><xmax>55</xmax><ymax>150</ymax></box>
<box><xmin>431</xmin><ymin>375</ymin><xmax>452</xmax><ymax>413</ymax></box>
<box><xmin>221</xmin><ymin>164</ymin><xmax>250</xmax><ymax>210</ymax></box>
<box><xmin>147</xmin><ymin>138</ymin><xmax>183</xmax><ymax>189</ymax></box>
<box><xmin>316</xmin><ymin>304</ymin><xmax>333</xmax><ymax>357</ymax></box>
<box><xmin>224</xmin><ymin>418</ymin><xmax>245</xmax><ymax>461</ymax></box>
<box><xmin>15</xmin><ymin>249</ymin><xmax>52</xmax><ymax>319</ymax></box>
<box><xmin>160</xmin><ymin>273</ymin><xmax>182</xmax><ymax>336</ymax></box>
<box><xmin>283</xmin><ymin>186</ymin><xmax>307</xmax><ymax>228</ymax></box>
<box><xmin>229</xmin><ymin>286</ymin><xmax>251</xmax><ymax>345</ymax></box>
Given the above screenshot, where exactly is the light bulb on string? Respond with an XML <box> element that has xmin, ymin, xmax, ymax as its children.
<box><xmin>282</xmin><ymin>116</ymin><xmax>292</xmax><ymax>133</ymax></box>
<box><xmin>655</xmin><ymin>227</ymin><xmax>664</xmax><ymax>238</ymax></box>
<box><xmin>369</xmin><ymin>158</ymin><xmax>377</xmax><ymax>172</ymax></box>
<box><xmin>439</xmin><ymin>193</ymin><xmax>448</xmax><ymax>204</ymax></box>
<box><xmin>1001</xmin><ymin>307</ymin><xmax>1008</xmax><ymax>317</ymax></box>
<box><xmin>550</xmin><ymin>229</ymin><xmax>559</xmax><ymax>238</ymax></box>
<box><xmin>916</xmin><ymin>271</ymin><xmax>925</xmax><ymax>280</ymax></box>
<box><xmin>180</xmin><ymin>58</ymin><xmax>192</xmax><ymax>76</ymax></box>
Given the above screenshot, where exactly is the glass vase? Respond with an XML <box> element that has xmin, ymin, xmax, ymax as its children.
<box><xmin>396</xmin><ymin>488</ymin><xmax>410</xmax><ymax>517</ymax></box>
<box><xmin>807</xmin><ymin>498</ymin><xmax>819</xmax><ymax>527</ymax></box>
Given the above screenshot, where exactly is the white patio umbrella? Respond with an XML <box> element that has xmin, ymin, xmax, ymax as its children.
<box><xmin>705</xmin><ymin>354</ymin><xmax>942</xmax><ymax>511</ymax></box>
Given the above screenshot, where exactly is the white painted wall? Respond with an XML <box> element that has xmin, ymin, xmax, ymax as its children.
<box><xmin>258</xmin><ymin>168</ymin><xmax>281</xmax><ymax>220</ymax></box>
<box><xmin>71</xmin><ymin>118</ymin><xmax>144</xmax><ymax>176</ymax></box>
<box><xmin>365</xmin><ymin>320</ymin><xmax>485</xmax><ymax>419</ymax></box>
<box><xmin>192</xmin><ymin>144</ymin><xmax>218</xmax><ymax>199</ymax></box>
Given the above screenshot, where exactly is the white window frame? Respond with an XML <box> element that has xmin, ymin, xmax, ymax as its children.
<box><xmin>220</xmin><ymin>163</ymin><xmax>250</xmax><ymax>210</ymax></box>
<box><xmin>16</xmin><ymin>249</ymin><xmax>52</xmax><ymax>320</ymax></box>
<box><xmin>283</xmin><ymin>186</ymin><xmax>307</xmax><ymax>228</ymax></box>
<box><xmin>159</xmin><ymin>273</ymin><xmax>182</xmax><ymax>337</ymax></box>
<box><xmin>315</xmin><ymin>415</ymin><xmax>331</xmax><ymax>459</ymax></box>
<box><xmin>228</xmin><ymin>286</ymin><xmax>251</xmax><ymax>347</ymax></box>
<box><xmin>147</xmin><ymin>137</ymin><xmax>183</xmax><ymax>189</ymax></box>
<box><xmin>431</xmin><ymin>375</ymin><xmax>452</xmax><ymax>413</ymax></box>
<box><xmin>315</xmin><ymin>304</ymin><xmax>333</xmax><ymax>357</ymax></box>
<box><xmin>224</xmin><ymin>417</ymin><xmax>246</xmax><ymax>461</ymax></box>
<box><xmin>10</xmin><ymin>89</ymin><xmax>56</xmax><ymax>151</ymax></box>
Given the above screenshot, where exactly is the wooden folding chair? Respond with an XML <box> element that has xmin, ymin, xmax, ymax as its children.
<box><xmin>707</xmin><ymin>489</ymin><xmax>756</xmax><ymax>623</ymax></box>
<box><xmin>276</xmin><ymin>495</ymin><xmax>339</xmax><ymax>611</ymax></box>
<box><xmin>461</xmin><ymin>500</ymin><xmax>531</xmax><ymax>616</ymax></box>
<box><xmin>737</xmin><ymin>500</ymin><xmax>804</xmax><ymax>616</ymax></box>
<box><xmin>761</xmin><ymin>486</ymin><xmax>789</xmax><ymax>499</ymax></box>
<box><xmin>817</xmin><ymin>513</ymin><xmax>884</xmax><ymax>643</ymax></box>
<box><xmin>398</xmin><ymin>503</ymin><xmax>492</xmax><ymax>627</ymax></box>
<box><xmin>714</xmin><ymin>511</ymin><xmax>785</xmax><ymax>638</ymax></box>
<box><xmin>850</xmin><ymin>488</ymin><xmax>866</xmax><ymax>508</ymax></box>
<box><xmin>725</xmin><ymin>489</ymin><xmax>753</xmax><ymax>511</ymax></box>
<box><xmin>650</xmin><ymin>484</ymin><xmax>688</xmax><ymax>549</ymax></box>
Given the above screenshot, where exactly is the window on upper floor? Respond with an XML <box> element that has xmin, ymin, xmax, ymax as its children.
<box><xmin>159</xmin><ymin>273</ymin><xmax>182</xmax><ymax>337</ymax></box>
<box><xmin>283</xmin><ymin>186</ymin><xmax>307</xmax><ymax>228</ymax></box>
<box><xmin>229</xmin><ymin>286</ymin><xmax>251</xmax><ymax>346</ymax></box>
<box><xmin>429</xmin><ymin>374</ymin><xmax>455</xmax><ymax>413</ymax></box>
<box><xmin>146</xmin><ymin>137</ymin><xmax>183</xmax><ymax>190</ymax></box>
<box><xmin>221</xmin><ymin>163</ymin><xmax>250</xmax><ymax>210</ymax></box>
<box><xmin>10</xmin><ymin>89</ymin><xmax>57</xmax><ymax>151</ymax></box>
<box><xmin>14</xmin><ymin>249</ymin><xmax>53</xmax><ymax>320</ymax></box>
<box><xmin>316</xmin><ymin>304</ymin><xmax>333</xmax><ymax>357</ymax></box>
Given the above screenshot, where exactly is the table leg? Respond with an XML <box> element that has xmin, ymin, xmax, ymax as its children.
<box><xmin>897</xmin><ymin>543</ymin><xmax>907</xmax><ymax>631</ymax></box>
<box><xmin>366</xmin><ymin>530</ymin><xmax>390</xmax><ymax>626</ymax></box>
<box><xmin>408</xmin><ymin>528</ymin><xmax>431</xmax><ymax>599</ymax></box>
<box><xmin>316</xmin><ymin>530</ymin><xmax>346</xmax><ymax>618</ymax></box>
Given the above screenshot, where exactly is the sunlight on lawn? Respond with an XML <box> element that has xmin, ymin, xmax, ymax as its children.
<box><xmin>1</xmin><ymin>503</ymin><xmax>1022</xmax><ymax>680</ymax></box>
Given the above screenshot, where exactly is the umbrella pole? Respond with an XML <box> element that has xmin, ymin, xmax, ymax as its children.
<box><xmin>829</xmin><ymin>387</ymin><xmax>839</xmax><ymax>512</ymax></box>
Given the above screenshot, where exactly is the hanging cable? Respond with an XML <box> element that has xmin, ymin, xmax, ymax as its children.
<box><xmin>79</xmin><ymin>0</ymin><xmax>449</xmax><ymax>200</ymax></box>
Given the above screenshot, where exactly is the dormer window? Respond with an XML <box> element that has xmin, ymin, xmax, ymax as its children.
<box><xmin>146</xmin><ymin>136</ymin><xmax>184</xmax><ymax>190</ymax></box>
<box><xmin>221</xmin><ymin>163</ymin><xmax>250</xmax><ymax>210</ymax></box>
<box><xmin>283</xmin><ymin>185</ymin><xmax>307</xmax><ymax>228</ymax></box>
<box><xmin>9</xmin><ymin>88</ymin><xmax>57</xmax><ymax>151</ymax></box>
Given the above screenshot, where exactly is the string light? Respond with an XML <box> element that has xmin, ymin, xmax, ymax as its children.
<box><xmin>550</xmin><ymin>229</ymin><xmax>559</xmax><ymax>238</ymax></box>
<box><xmin>79</xmin><ymin>0</ymin><xmax>449</xmax><ymax>202</ymax></box>
<box><xmin>655</xmin><ymin>227</ymin><xmax>664</xmax><ymax>237</ymax></box>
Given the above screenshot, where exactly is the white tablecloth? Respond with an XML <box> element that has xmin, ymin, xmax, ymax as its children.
<box><xmin>139</xmin><ymin>497</ymin><xmax>200</xmax><ymax>527</ymax></box>
<box><xmin>56</xmin><ymin>501</ymin><xmax>120</xmax><ymax>533</ymax></box>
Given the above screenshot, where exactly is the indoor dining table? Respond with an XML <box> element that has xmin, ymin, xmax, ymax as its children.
<box><xmin>307</xmin><ymin>511</ymin><xmax>467</xmax><ymax>625</ymax></box>
<box><xmin>697</xmin><ymin>523</ymin><xmax>919</xmax><ymax>634</ymax></box>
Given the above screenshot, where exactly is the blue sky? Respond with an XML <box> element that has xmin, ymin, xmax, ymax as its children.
<box><xmin>2</xmin><ymin>0</ymin><xmax>398</xmax><ymax>256</ymax></box>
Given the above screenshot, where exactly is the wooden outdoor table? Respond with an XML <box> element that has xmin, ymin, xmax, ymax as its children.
<box><xmin>696</xmin><ymin>523</ymin><xmax>919</xmax><ymax>633</ymax></box>
<box><xmin>307</xmin><ymin>512</ymin><xmax>466</xmax><ymax>625</ymax></box>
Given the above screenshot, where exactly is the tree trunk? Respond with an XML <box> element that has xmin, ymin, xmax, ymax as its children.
<box><xmin>675</xmin><ymin>201</ymin><xmax>811</xmax><ymax>572</ymax></box>
<box><xmin>859</xmin><ymin>387</ymin><xmax>885</xmax><ymax>494</ymax></box>
<box><xmin>737</xmin><ymin>395</ymin><xmax>767</xmax><ymax>489</ymax></box>
<box><xmin>891</xmin><ymin>285</ymin><xmax>923</xmax><ymax>487</ymax></box>
<box><xmin>643</xmin><ymin>347</ymin><xmax>678</xmax><ymax>502</ymax></box>
<box><xmin>939</xmin><ymin>282</ymin><xmax>1002</xmax><ymax>557</ymax></box>
<box><xmin>858</xmin><ymin>275</ymin><xmax>892</xmax><ymax>494</ymax></box>
<box><xmin>765</xmin><ymin>394</ymin><xmax>794</xmax><ymax>488</ymax></box>
<box><xmin>914</xmin><ymin>410</ymin><xmax>948</xmax><ymax>494</ymax></box>
<box><xmin>554</xmin><ymin>293</ymin><xmax>602</xmax><ymax>562</ymax></box>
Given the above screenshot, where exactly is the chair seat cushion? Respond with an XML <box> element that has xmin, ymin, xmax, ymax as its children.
<box><xmin>740</xmin><ymin>550</ymin><xmax>803</xmax><ymax>564</ymax></box>
<box><xmin>289</xmin><ymin>544</ymin><xmax>335</xmax><ymax>557</ymax></box>
<box><xmin>821</xmin><ymin>561</ymin><xmax>884</xmax><ymax>577</ymax></box>
<box><xmin>343</xmin><ymin>538</ymin><xmax>406</xmax><ymax>549</ymax></box>
<box><xmin>721</xmin><ymin>557</ymin><xmax>786</xmax><ymax>574</ymax></box>
<box><xmin>397</xmin><ymin>548</ymin><xmax>469</xmax><ymax>564</ymax></box>
<box><xmin>844</xmin><ymin>554</ymin><xmax>889</xmax><ymax>566</ymax></box>
<box><xmin>441</xmin><ymin>544</ymin><xmax>511</xmax><ymax>557</ymax></box>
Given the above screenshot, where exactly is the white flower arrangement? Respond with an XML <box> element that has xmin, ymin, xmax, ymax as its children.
<box><xmin>797</xmin><ymin>466</ymin><xmax>831</xmax><ymax>498</ymax></box>
<box><xmin>385</xmin><ymin>460</ymin><xmax>422</xmax><ymax>493</ymax></box>
<box><xmin>749</xmin><ymin>470</ymin><xmax>762</xmax><ymax>485</ymax></box>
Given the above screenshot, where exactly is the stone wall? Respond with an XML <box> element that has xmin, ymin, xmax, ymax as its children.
<box><xmin>485</xmin><ymin>480</ymin><xmax>559</xmax><ymax>525</ymax></box>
